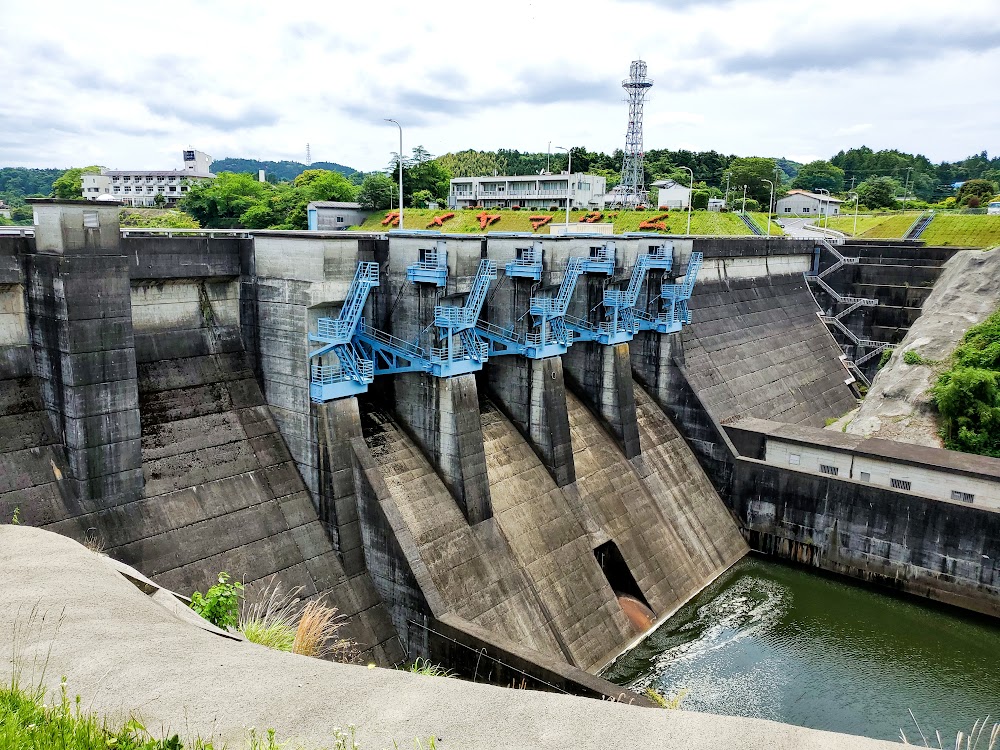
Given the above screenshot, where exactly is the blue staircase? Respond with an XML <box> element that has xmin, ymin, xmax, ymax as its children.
<box><xmin>649</xmin><ymin>252</ymin><xmax>703</xmax><ymax>333</ymax></box>
<box><xmin>308</xmin><ymin>262</ymin><xmax>380</xmax><ymax>401</ymax></box>
<box><xmin>584</xmin><ymin>242</ymin><xmax>675</xmax><ymax>345</ymax></box>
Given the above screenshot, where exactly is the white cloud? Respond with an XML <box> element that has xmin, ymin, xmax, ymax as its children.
<box><xmin>1</xmin><ymin>0</ymin><xmax>998</xmax><ymax>171</ymax></box>
<box><xmin>834</xmin><ymin>124</ymin><xmax>874</xmax><ymax>137</ymax></box>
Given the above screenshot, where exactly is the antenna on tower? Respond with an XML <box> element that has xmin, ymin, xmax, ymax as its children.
<box><xmin>306</xmin><ymin>143</ymin><xmax>312</xmax><ymax>165</ymax></box>
<box><xmin>612</xmin><ymin>60</ymin><xmax>653</xmax><ymax>209</ymax></box>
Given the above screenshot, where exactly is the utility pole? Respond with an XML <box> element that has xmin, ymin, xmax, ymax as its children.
<box><xmin>385</xmin><ymin>119</ymin><xmax>403</xmax><ymax>230</ymax></box>
<box><xmin>850</xmin><ymin>192</ymin><xmax>860</xmax><ymax>236</ymax></box>
<box><xmin>762</xmin><ymin>179</ymin><xmax>775</xmax><ymax>237</ymax></box>
<box><xmin>902</xmin><ymin>166</ymin><xmax>914</xmax><ymax>209</ymax></box>
<box><xmin>556</xmin><ymin>146</ymin><xmax>572</xmax><ymax>226</ymax></box>
<box><xmin>547</xmin><ymin>141</ymin><xmax>551</xmax><ymax>174</ymax></box>
<box><xmin>681</xmin><ymin>166</ymin><xmax>694</xmax><ymax>235</ymax></box>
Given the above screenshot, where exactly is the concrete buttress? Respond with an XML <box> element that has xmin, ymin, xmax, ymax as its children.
<box><xmin>393</xmin><ymin>372</ymin><xmax>492</xmax><ymax>524</ymax></box>
<box><xmin>314</xmin><ymin>397</ymin><xmax>366</xmax><ymax>574</ymax></box>
<box><xmin>563</xmin><ymin>341</ymin><xmax>641</xmax><ymax>459</ymax></box>
<box><xmin>485</xmin><ymin>355</ymin><xmax>576</xmax><ymax>486</ymax></box>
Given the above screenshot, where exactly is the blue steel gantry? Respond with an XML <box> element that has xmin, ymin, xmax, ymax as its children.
<box><xmin>308</xmin><ymin>241</ymin><xmax>703</xmax><ymax>403</ymax></box>
<box><xmin>308</xmin><ymin>262</ymin><xmax>380</xmax><ymax>401</ymax></box>
<box><xmin>634</xmin><ymin>251</ymin><xmax>704</xmax><ymax>334</ymax></box>
<box><xmin>567</xmin><ymin>242</ymin><xmax>674</xmax><ymax>345</ymax></box>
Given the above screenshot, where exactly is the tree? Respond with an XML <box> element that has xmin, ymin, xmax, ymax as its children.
<box><xmin>726</xmin><ymin>157</ymin><xmax>778</xmax><ymax>205</ymax></box>
<box><xmin>691</xmin><ymin>190</ymin><xmax>710</xmax><ymax>210</ymax></box>
<box><xmin>957</xmin><ymin>179</ymin><xmax>998</xmax><ymax>206</ymax></box>
<box><xmin>51</xmin><ymin>166</ymin><xmax>101</xmax><ymax>200</ymax></box>
<box><xmin>119</xmin><ymin>208</ymin><xmax>200</xmax><ymax>229</ymax></box>
<box><xmin>856</xmin><ymin>176</ymin><xmax>901</xmax><ymax>210</ymax></box>
<box><xmin>152</xmin><ymin>192</ymin><xmax>166</xmax><ymax>208</ymax></box>
<box><xmin>292</xmin><ymin>169</ymin><xmax>357</xmax><ymax>203</ymax></box>
<box><xmin>790</xmin><ymin>161</ymin><xmax>845</xmax><ymax>193</ymax></box>
<box><xmin>357</xmin><ymin>174</ymin><xmax>395</xmax><ymax>211</ymax></box>
<box><xmin>180</xmin><ymin>172</ymin><xmax>269</xmax><ymax>228</ymax></box>
<box><xmin>411</xmin><ymin>189</ymin><xmax>434</xmax><ymax>208</ymax></box>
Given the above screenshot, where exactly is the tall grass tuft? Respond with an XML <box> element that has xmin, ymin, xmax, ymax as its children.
<box><xmin>901</xmin><ymin>712</ymin><xmax>1000</xmax><ymax>749</ymax></box>
<box><xmin>239</xmin><ymin>580</ymin><xmax>300</xmax><ymax>652</ymax></box>
<box><xmin>405</xmin><ymin>658</ymin><xmax>454</xmax><ymax>678</ymax></box>
<box><xmin>293</xmin><ymin>600</ymin><xmax>358</xmax><ymax>662</ymax></box>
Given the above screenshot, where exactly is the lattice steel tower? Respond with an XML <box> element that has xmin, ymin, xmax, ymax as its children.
<box><xmin>617</xmin><ymin>60</ymin><xmax>653</xmax><ymax>208</ymax></box>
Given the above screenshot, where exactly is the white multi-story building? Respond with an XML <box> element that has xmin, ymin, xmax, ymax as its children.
<box><xmin>448</xmin><ymin>173</ymin><xmax>607</xmax><ymax>210</ymax></box>
<box><xmin>82</xmin><ymin>149</ymin><xmax>215</xmax><ymax>207</ymax></box>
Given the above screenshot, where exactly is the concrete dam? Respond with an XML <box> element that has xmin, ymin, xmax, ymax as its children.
<box><xmin>4</xmin><ymin>200</ymin><xmax>999</xmax><ymax>697</ymax></box>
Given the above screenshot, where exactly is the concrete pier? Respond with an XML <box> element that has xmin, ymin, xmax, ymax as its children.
<box><xmin>393</xmin><ymin>372</ymin><xmax>492</xmax><ymax>525</ymax></box>
<box><xmin>485</xmin><ymin>354</ymin><xmax>576</xmax><ymax>486</ymax></box>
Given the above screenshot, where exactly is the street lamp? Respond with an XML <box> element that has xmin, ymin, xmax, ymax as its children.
<box><xmin>762</xmin><ymin>179</ymin><xmax>775</xmax><ymax>237</ymax></box>
<box><xmin>556</xmin><ymin>146</ymin><xmax>572</xmax><ymax>226</ymax></box>
<box><xmin>679</xmin><ymin>165</ymin><xmax>694</xmax><ymax>236</ymax></box>
<box><xmin>849</xmin><ymin>192</ymin><xmax>860</xmax><ymax>236</ymax></box>
<box><xmin>741</xmin><ymin>184</ymin><xmax>748</xmax><ymax>214</ymax></box>
<box><xmin>817</xmin><ymin>188</ymin><xmax>831</xmax><ymax>229</ymax></box>
<box><xmin>385</xmin><ymin>119</ymin><xmax>403</xmax><ymax>230</ymax></box>
<box><xmin>724</xmin><ymin>171</ymin><xmax>732</xmax><ymax>209</ymax></box>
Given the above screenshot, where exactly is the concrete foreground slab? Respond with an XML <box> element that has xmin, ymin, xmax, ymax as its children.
<box><xmin>0</xmin><ymin>526</ymin><xmax>896</xmax><ymax>750</ymax></box>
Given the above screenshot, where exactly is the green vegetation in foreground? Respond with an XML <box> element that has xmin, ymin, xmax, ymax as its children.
<box><xmin>919</xmin><ymin>215</ymin><xmax>1000</xmax><ymax>248</ymax></box>
<box><xmin>356</xmin><ymin>208</ymin><xmax>765</xmax><ymax>236</ymax></box>
<box><xmin>0</xmin><ymin>680</ymin><xmax>441</xmax><ymax>749</ymax></box>
<box><xmin>932</xmin><ymin>308</ymin><xmax>1000</xmax><ymax>457</ymax></box>
<box><xmin>119</xmin><ymin>208</ymin><xmax>200</xmax><ymax>229</ymax></box>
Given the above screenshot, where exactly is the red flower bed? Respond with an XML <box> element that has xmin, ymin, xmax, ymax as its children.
<box><xmin>583</xmin><ymin>211</ymin><xmax>603</xmax><ymax>223</ymax></box>
<box><xmin>381</xmin><ymin>211</ymin><xmax>400</xmax><ymax>227</ymax></box>
<box><xmin>638</xmin><ymin>212</ymin><xmax>670</xmax><ymax>231</ymax></box>
<box><xmin>529</xmin><ymin>215</ymin><xmax>553</xmax><ymax>231</ymax></box>
<box><xmin>427</xmin><ymin>212</ymin><xmax>455</xmax><ymax>228</ymax></box>
<box><xmin>476</xmin><ymin>212</ymin><xmax>501</xmax><ymax>230</ymax></box>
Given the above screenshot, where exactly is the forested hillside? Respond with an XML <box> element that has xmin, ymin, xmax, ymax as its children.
<box><xmin>209</xmin><ymin>158</ymin><xmax>359</xmax><ymax>182</ymax></box>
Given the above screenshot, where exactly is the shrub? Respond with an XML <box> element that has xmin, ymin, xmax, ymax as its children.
<box><xmin>511</xmin><ymin>205</ymin><xmax>521</xmax><ymax>211</ymax></box>
<box><xmin>879</xmin><ymin>349</ymin><xmax>893</xmax><ymax>368</ymax></box>
<box><xmin>903</xmin><ymin>350</ymin><xmax>925</xmax><ymax>366</ymax></box>
<box><xmin>190</xmin><ymin>572</ymin><xmax>243</xmax><ymax>630</ymax></box>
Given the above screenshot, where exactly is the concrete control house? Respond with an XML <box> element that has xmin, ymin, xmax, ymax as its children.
<box><xmin>449</xmin><ymin>173</ymin><xmax>607</xmax><ymax>210</ymax></box>
<box><xmin>775</xmin><ymin>189</ymin><xmax>843</xmax><ymax>216</ymax></box>
<box><xmin>81</xmin><ymin>149</ymin><xmax>215</xmax><ymax>207</ymax></box>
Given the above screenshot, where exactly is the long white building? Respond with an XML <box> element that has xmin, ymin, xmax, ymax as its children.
<box><xmin>448</xmin><ymin>173</ymin><xmax>607</xmax><ymax>210</ymax></box>
<box><xmin>82</xmin><ymin>149</ymin><xmax>215</xmax><ymax>207</ymax></box>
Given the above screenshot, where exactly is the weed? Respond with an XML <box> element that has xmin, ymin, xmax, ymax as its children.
<box><xmin>10</xmin><ymin>506</ymin><xmax>20</xmax><ymax>525</ymax></box>
<box><xmin>903</xmin><ymin>350</ymin><xmax>926</xmax><ymax>366</ymax></box>
<box><xmin>900</xmin><ymin>711</ymin><xmax>999</xmax><ymax>749</ymax></box>
<box><xmin>190</xmin><ymin>573</ymin><xmax>243</xmax><ymax>630</ymax></box>
<box><xmin>405</xmin><ymin>658</ymin><xmax>454</xmax><ymax>678</ymax></box>
<box><xmin>239</xmin><ymin>581</ymin><xmax>300</xmax><ymax>652</ymax></box>
<box><xmin>824</xmin><ymin>417</ymin><xmax>838</xmax><ymax>427</ymax></box>
<box><xmin>879</xmin><ymin>349</ymin><xmax>893</xmax><ymax>368</ymax></box>
<box><xmin>644</xmin><ymin>686</ymin><xmax>687</xmax><ymax>709</ymax></box>
<box><xmin>293</xmin><ymin>600</ymin><xmax>358</xmax><ymax>662</ymax></box>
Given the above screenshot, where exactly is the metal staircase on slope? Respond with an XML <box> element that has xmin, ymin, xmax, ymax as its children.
<box><xmin>904</xmin><ymin>211</ymin><xmax>934</xmax><ymax>240</ymax></box>
<box><xmin>738</xmin><ymin>213</ymin><xmax>764</xmax><ymax>236</ymax></box>
<box><xmin>633</xmin><ymin>251</ymin><xmax>703</xmax><ymax>334</ymax></box>
<box><xmin>434</xmin><ymin>258</ymin><xmax>497</xmax><ymax>367</ymax></box>
<box><xmin>309</xmin><ymin>262</ymin><xmax>380</xmax><ymax>401</ymax></box>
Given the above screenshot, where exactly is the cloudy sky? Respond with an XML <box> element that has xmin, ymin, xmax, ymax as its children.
<box><xmin>2</xmin><ymin>0</ymin><xmax>998</xmax><ymax>172</ymax></box>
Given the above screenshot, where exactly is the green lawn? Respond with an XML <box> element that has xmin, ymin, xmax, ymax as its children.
<box><xmin>919</xmin><ymin>215</ymin><xmax>1000</xmax><ymax>248</ymax></box>
<box><xmin>355</xmin><ymin>208</ymin><xmax>762</xmax><ymax>236</ymax></box>
<box><xmin>825</xmin><ymin>214</ymin><xmax>909</xmax><ymax>237</ymax></box>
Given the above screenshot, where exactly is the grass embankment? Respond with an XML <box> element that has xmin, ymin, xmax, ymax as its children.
<box><xmin>920</xmin><ymin>215</ymin><xmax>1000</xmax><ymax>248</ymax></box>
<box><xmin>356</xmin><ymin>208</ymin><xmax>780</xmax><ymax>236</ymax></box>
<box><xmin>749</xmin><ymin>212</ymin><xmax>785</xmax><ymax>236</ymax></box>
<box><xmin>824</xmin><ymin>213</ymin><xmax>921</xmax><ymax>239</ymax></box>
